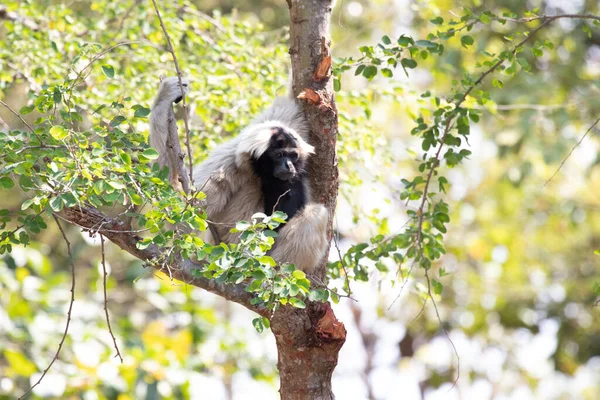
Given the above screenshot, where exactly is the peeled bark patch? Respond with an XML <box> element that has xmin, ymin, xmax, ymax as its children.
<box><xmin>297</xmin><ymin>88</ymin><xmax>321</xmax><ymax>104</ymax></box>
<box><xmin>316</xmin><ymin>305</ymin><xmax>346</xmax><ymax>340</ymax></box>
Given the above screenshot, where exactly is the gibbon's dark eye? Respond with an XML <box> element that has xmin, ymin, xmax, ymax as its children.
<box><xmin>275</xmin><ymin>152</ymin><xmax>283</xmax><ymax>159</ymax></box>
<box><xmin>289</xmin><ymin>152</ymin><xmax>299</xmax><ymax>161</ymax></box>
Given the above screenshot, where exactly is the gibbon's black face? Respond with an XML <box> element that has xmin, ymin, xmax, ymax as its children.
<box><xmin>254</xmin><ymin>127</ymin><xmax>306</xmax><ymax>182</ymax></box>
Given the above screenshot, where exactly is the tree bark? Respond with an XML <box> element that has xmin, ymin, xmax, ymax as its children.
<box><xmin>270</xmin><ymin>2</ymin><xmax>345</xmax><ymax>399</ymax></box>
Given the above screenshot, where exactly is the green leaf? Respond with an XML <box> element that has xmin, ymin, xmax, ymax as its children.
<box><xmin>109</xmin><ymin>116</ymin><xmax>126</xmax><ymax>127</ymax></box>
<box><xmin>397</xmin><ymin>35</ymin><xmax>413</xmax><ymax>47</ymax></box>
<box><xmin>430</xmin><ymin>17</ymin><xmax>444</xmax><ymax>25</ymax></box>
<box><xmin>432</xmin><ymin>279</ymin><xmax>443</xmax><ymax>295</ymax></box>
<box><xmin>235</xmin><ymin>221</ymin><xmax>251</xmax><ymax>231</ymax></box>
<box><xmin>355</xmin><ymin>64</ymin><xmax>366</xmax><ymax>76</ymax></box>
<box><xmin>251</xmin><ymin>270</ymin><xmax>266</xmax><ymax>280</ymax></box>
<box><xmin>102</xmin><ymin>65</ymin><xmax>115</xmax><ymax>78</ymax></box>
<box><xmin>0</xmin><ymin>177</ymin><xmax>14</xmax><ymax>189</ymax></box>
<box><xmin>257</xmin><ymin>256</ymin><xmax>276</xmax><ymax>267</ymax></box>
<box><xmin>362</xmin><ymin>65</ymin><xmax>378</xmax><ymax>80</ymax></box>
<box><xmin>134</xmin><ymin>107</ymin><xmax>151</xmax><ymax>118</ymax></box>
<box><xmin>333</xmin><ymin>77</ymin><xmax>341</xmax><ymax>92</ymax></box>
<box><xmin>21</xmin><ymin>199</ymin><xmax>34</xmax><ymax>210</ymax></box>
<box><xmin>292</xmin><ymin>270</ymin><xmax>306</xmax><ymax>280</ymax></box>
<box><xmin>20</xmin><ymin>104</ymin><xmax>35</xmax><ymax>115</ymax></box>
<box><xmin>53</xmin><ymin>87</ymin><xmax>62</xmax><ymax>104</ymax></box>
<box><xmin>381</xmin><ymin>68</ymin><xmax>393</xmax><ymax>78</ymax></box>
<box><xmin>401</xmin><ymin>58</ymin><xmax>417</xmax><ymax>69</ymax></box>
<box><xmin>49</xmin><ymin>125</ymin><xmax>68</xmax><ymax>140</ymax></box>
<box><xmin>381</xmin><ymin>35</ymin><xmax>392</xmax><ymax>45</ymax></box>
<box><xmin>480</xmin><ymin>13</ymin><xmax>491</xmax><ymax>24</ymax></box>
<box><xmin>252</xmin><ymin>318</ymin><xmax>264</xmax><ymax>333</ymax></box>
<box><xmin>517</xmin><ymin>57</ymin><xmax>531</xmax><ymax>71</ymax></box>
<box><xmin>142</xmin><ymin>148</ymin><xmax>160</xmax><ymax>160</ymax></box>
<box><xmin>461</xmin><ymin>35</ymin><xmax>474</xmax><ymax>47</ymax></box>
<box><xmin>107</xmin><ymin>181</ymin><xmax>125</xmax><ymax>190</ymax></box>
<box><xmin>272</xmin><ymin>211</ymin><xmax>287</xmax><ymax>221</ymax></box>
<box><xmin>281</xmin><ymin>264</ymin><xmax>295</xmax><ymax>274</ymax></box>
<box><xmin>137</xmin><ymin>239</ymin><xmax>152</xmax><ymax>250</ymax></box>
<box><xmin>289</xmin><ymin>298</ymin><xmax>306</xmax><ymax>309</ymax></box>
<box><xmin>49</xmin><ymin>196</ymin><xmax>63</xmax><ymax>212</ymax></box>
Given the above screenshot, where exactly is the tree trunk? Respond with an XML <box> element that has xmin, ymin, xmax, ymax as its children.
<box><xmin>271</xmin><ymin>1</ymin><xmax>345</xmax><ymax>399</ymax></box>
<box><xmin>272</xmin><ymin>302</ymin><xmax>346</xmax><ymax>400</ymax></box>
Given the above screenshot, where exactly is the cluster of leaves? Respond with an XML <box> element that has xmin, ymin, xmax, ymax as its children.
<box><xmin>330</xmin><ymin>8</ymin><xmax>600</xmax><ymax>298</ymax></box>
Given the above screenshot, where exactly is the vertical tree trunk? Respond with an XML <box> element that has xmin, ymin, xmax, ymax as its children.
<box><xmin>272</xmin><ymin>303</ymin><xmax>346</xmax><ymax>400</ymax></box>
<box><xmin>271</xmin><ymin>1</ymin><xmax>345</xmax><ymax>399</ymax></box>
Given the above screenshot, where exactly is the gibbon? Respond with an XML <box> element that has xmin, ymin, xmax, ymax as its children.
<box><xmin>150</xmin><ymin>77</ymin><xmax>329</xmax><ymax>273</ymax></box>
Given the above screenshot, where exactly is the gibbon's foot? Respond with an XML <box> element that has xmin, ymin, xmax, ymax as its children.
<box><xmin>270</xmin><ymin>203</ymin><xmax>329</xmax><ymax>273</ymax></box>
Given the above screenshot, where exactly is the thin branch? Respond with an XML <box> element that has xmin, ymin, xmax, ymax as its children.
<box><xmin>503</xmin><ymin>13</ymin><xmax>600</xmax><ymax>23</ymax></box>
<box><xmin>423</xmin><ymin>266</ymin><xmax>460</xmax><ymax>390</ymax></box>
<box><xmin>332</xmin><ymin>221</ymin><xmax>351</xmax><ymax>296</ymax></box>
<box><xmin>407</xmin><ymin>294</ymin><xmax>428</xmax><ymax>327</ymax></box>
<box><xmin>475</xmin><ymin>103</ymin><xmax>566</xmax><ymax>111</ymax></box>
<box><xmin>0</xmin><ymin>114</ymin><xmax>9</xmax><ymax>130</ymax></box>
<box><xmin>272</xmin><ymin>189</ymin><xmax>291</xmax><ymax>214</ymax></box>
<box><xmin>100</xmin><ymin>235</ymin><xmax>124</xmax><ymax>363</ymax></box>
<box><xmin>68</xmin><ymin>41</ymin><xmax>137</xmax><ymax>92</ymax></box>
<box><xmin>61</xmin><ymin>206</ymin><xmax>268</xmax><ymax>316</ymax></box>
<box><xmin>19</xmin><ymin>216</ymin><xmax>75</xmax><ymax>399</ymax></box>
<box><xmin>388</xmin><ymin>249</ymin><xmax>417</xmax><ymax>310</ymax></box>
<box><xmin>182</xmin><ymin>5</ymin><xmax>227</xmax><ymax>32</ymax></box>
<box><xmin>544</xmin><ymin>116</ymin><xmax>600</xmax><ymax>187</ymax></box>
<box><xmin>151</xmin><ymin>0</ymin><xmax>194</xmax><ymax>185</ymax></box>
<box><xmin>0</xmin><ymin>100</ymin><xmax>35</xmax><ymax>133</ymax></box>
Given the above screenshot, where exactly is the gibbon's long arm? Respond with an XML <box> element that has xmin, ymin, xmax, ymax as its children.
<box><xmin>149</xmin><ymin>77</ymin><xmax>190</xmax><ymax>192</ymax></box>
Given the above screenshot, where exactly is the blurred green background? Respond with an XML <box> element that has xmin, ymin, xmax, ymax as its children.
<box><xmin>1</xmin><ymin>0</ymin><xmax>599</xmax><ymax>399</ymax></box>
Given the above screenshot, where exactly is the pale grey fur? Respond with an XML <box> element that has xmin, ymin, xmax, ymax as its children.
<box><xmin>150</xmin><ymin>77</ymin><xmax>329</xmax><ymax>273</ymax></box>
<box><xmin>149</xmin><ymin>77</ymin><xmax>189</xmax><ymax>171</ymax></box>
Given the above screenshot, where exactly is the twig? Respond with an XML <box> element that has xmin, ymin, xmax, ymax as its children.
<box><xmin>100</xmin><ymin>235</ymin><xmax>124</xmax><ymax>363</ymax></box>
<box><xmin>0</xmin><ymin>100</ymin><xmax>35</xmax><ymax>133</ymax></box>
<box><xmin>68</xmin><ymin>41</ymin><xmax>137</xmax><ymax>92</ymax></box>
<box><xmin>0</xmin><ymin>115</ymin><xmax>9</xmax><ymax>130</ymax></box>
<box><xmin>502</xmin><ymin>13</ymin><xmax>600</xmax><ymax>23</ymax></box>
<box><xmin>388</xmin><ymin>248</ymin><xmax>417</xmax><ymax>310</ymax></box>
<box><xmin>423</xmin><ymin>266</ymin><xmax>460</xmax><ymax>389</ymax></box>
<box><xmin>544</xmin><ymin>116</ymin><xmax>600</xmax><ymax>187</ymax></box>
<box><xmin>272</xmin><ymin>189</ymin><xmax>291</xmax><ymax>214</ymax></box>
<box><xmin>151</xmin><ymin>0</ymin><xmax>194</xmax><ymax>185</ymax></box>
<box><xmin>475</xmin><ymin>103</ymin><xmax>566</xmax><ymax>111</ymax></box>
<box><xmin>332</xmin><ymin>218</ymin><xmax>351</xmax><ymax>295</ymax></box>
<box><xmin>407</xmin><ymin>294</ymin><xmax>428</xmax><ymax>327</ymax></box>
<box><xmin>19</xmin><ymin>216</ymin><xmax>75</xmax><ymax>399</ymax></box>
<box><xmin>182</xmin><ymin>5</ymin><xmax>227</xmax><ymax>32</ymax></box>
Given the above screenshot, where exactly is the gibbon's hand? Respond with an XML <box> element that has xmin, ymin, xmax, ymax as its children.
<box><xmin>157</xmin><ymin>76</ymin><xmax>189</xmax><ymax>104</ymax></box>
